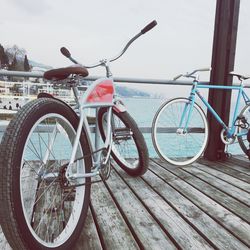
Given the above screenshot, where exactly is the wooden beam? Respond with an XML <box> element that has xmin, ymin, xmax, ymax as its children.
<box><xmin>204</xmin><ymin>0</ymin><xmax>240</xmax><ymax>160</ymax></box>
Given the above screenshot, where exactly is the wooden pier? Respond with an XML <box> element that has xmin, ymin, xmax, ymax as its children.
<box><xmin>1</xmin><ymin>156</ymin><xmax>250</xmax><ymax>249</ymax></box>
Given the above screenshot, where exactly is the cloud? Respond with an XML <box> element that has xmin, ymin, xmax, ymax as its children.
<box><xmin>8</xmin><ymin>0</ymin><xmax>50</xmax><ymax>14</ymax></box>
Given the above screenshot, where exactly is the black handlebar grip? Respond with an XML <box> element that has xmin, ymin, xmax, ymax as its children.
<box><xmin>60</xmin><ymin>47</ymin><xmax>71</xmax><ymax>58</ymax></box>
<box><xmin>141</xmin><ymin>20</ymin><xmax>157</xmax><ymax>34</ymax></box>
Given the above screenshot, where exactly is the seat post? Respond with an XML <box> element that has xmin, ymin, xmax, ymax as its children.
<box><xmin>72</xmin><ymin>86</ymin><xmax>80</xmax><ymax>107</ymax></box>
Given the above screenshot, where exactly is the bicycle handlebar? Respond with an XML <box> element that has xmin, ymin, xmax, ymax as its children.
<box><xmin>108</xmin><ymin>20</ymin><xmax>157</xmax><ymax>63</ymax></box>
<box><xmin>60</xmin><ymin>47</ymin><xmax>79</xmax><ymax>65</ymax></box>
<box><xmin>60</xmin><ymin>47</ymin><xmax>70</xmax><ymax>58</ymax></box>
<box><xmin>187</xmin><ymin>67</ymin><xmax>211</xmax><ymax>77</ymax></box>
<box><xmin>173</xmin><ymin>67</ymin><xmax>211</xmax><ymax>81</ymax></box>
<box><xmin>173</xmin><ymin>74</ymin><xmax>183</xmax><ymax>81</ymax></box>
<box><xmin>141</xmin><ymin>20</ymin><xmax>157</xmax><ymax>34</ymax></box>
<box><xmin>60</xmin><ymin>20</ymin><xmax>157</xmax><ymax>68</ymax></box>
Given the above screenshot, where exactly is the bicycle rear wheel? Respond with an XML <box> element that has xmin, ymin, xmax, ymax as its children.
<box><xmin>0</xmin><ymin>98</ymin><xmax>92</xmax><ymax>249</ymax></box>
<box><xmin>238</xmin><ymin>104</ymin><xmax>250</xmax><ymax>155</ymax></box>
<box><xmin>98</xmin><ymin>108</ymin><xmax>149</xmax><ymax>176</ymax></box>
<box><xmin>152</xmin><ymin>98</ymin><xmax>209</xmax><ymax>166</ymax></box>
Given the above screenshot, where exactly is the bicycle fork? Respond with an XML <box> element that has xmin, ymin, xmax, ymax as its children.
<box><xmin>178</xmin><ymin>90</ymin><xmax>196</xmax><ymax>134</ymax></box>
<box><xmin>179</xmin><ymin>102</ymin><xmax>194</xmax><ymax>134</ymax></box>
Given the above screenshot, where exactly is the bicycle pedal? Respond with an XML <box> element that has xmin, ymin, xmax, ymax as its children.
<box><xmin>114</xmin><ymin>128</ymin><xmax>132</xmax><ymax>140</ymax></box>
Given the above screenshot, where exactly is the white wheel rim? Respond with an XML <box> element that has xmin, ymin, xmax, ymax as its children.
<box><xmin>20</xmin><ymin>113</ymin><xmax>86</xmax><ymax>247</ymax></box>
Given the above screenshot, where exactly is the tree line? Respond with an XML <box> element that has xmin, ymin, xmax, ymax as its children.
<box><xmin>0</xmin><ymin>44</ymin><xmax>31</xmax><ymax>71</ymax></box>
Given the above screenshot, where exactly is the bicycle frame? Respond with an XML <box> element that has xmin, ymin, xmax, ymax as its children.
<box><xmin>183</xmin><ymin>81</ymin><xmax>250</xmax><ymax>139</ymax></box>
<box><xmin>55</xmin><ymin>20</ymin><xmax>157</xmax><ymax>181</ymax></box>
<box><xmin>62</xmin><ymin>76</ymin><xmax>125</xmax><ymax>181</ymax></box>
<box><xmin>0</xmin><ymin>20</ymin><xmax>156</xmax><ymax>250</ymax></box>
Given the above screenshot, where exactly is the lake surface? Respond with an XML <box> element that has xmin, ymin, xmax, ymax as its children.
<box><xmin>0</xmin><ymin>97</ymin><xmax>246</xmax><ymax>157</ymax></box>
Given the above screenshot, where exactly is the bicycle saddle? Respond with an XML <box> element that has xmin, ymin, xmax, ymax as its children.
<box><xmin>229</xmin><ymin>71</ymin><xmax>250</xmax><ymax>80</ymax></box>
<box><xmin>44</xmin><ymin>65</ymin><xmax>89</xmax><ymax>80</ymax></box>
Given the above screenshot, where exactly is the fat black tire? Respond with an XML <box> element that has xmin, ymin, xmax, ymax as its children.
<box><xmin>98</xmin><ymin>108</ymin><xmax>149</xmax><ymax>176</ymax></box>
<box><xmin>0</xmin><ymin>98</ymin><xmax>92</xmax><ymax>250</ymax></box>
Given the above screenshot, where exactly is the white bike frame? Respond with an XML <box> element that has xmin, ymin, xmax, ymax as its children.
<box><xmin>55</xmin><ymin>20</ymin><xmax>157</xmax><ymax>181</ymax></box>
<box><xmin>63</xmin><ymin>77</ymin><xmax>124</xmax><ymax>181</ymax></box>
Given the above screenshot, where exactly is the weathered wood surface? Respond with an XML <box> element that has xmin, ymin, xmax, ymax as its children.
<box><xmin>1</xmin><ymin>157</ymin><xmax>250</xmax><ymax>249</ymax></box>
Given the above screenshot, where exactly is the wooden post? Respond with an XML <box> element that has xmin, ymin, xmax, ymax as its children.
<box><xmin>204</xmin><ymin>0</ymin><xmax>240</xmax><ymax>160</ymax></box>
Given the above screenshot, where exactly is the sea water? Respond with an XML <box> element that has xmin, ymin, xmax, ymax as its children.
<box><xmin>0</xmin><ymin>97</ymin><xmax>246</xmax><ymax>158</ymax></box>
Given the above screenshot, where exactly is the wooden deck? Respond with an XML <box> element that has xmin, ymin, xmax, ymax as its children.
<box><xmin>1</xmin><ymin>156</ymin><xmax>250</xmax><ymax>249</ymax></box>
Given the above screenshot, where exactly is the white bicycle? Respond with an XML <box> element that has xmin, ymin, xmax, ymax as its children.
<box><xmin>0</xmin><ymin>20</ymin><xmax>157</xmax><ymax>249</ymax></box>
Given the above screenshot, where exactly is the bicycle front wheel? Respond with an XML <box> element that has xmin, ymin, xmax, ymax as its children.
<box><xmin>98</xmin><ymin>108</ymin><xmax>149</xmax><ymax>176</ymax></box>
<box><xmin>0</xmin><ymin>98</ymin><xmax>92</xmax><ymax>249</ymax></box>
<box><xmin>152</xmin><ymin>98</ymin><xmax>209</xmax><ymax>166</ymax></box>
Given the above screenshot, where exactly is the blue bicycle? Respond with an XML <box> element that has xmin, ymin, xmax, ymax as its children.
<box><xmin>152</xmin><ymin>68</ymin><xmax>250</xmax><ymax>166</ymax></box>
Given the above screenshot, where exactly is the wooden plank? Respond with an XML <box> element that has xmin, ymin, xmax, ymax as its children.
<box><xmin>227</xmin><ymin>157</ymin><xmax>250</xmax><ymax>175</ymax></box>
<box><xmin>142</xmin><ymin>161</ymin><xmax>249</xmax><ymax>250</ymax></box>
<box><xmin>73</xmin><ymin>209</ymin><xmax>102</xmax><ymax>250</ymax></box>
<box><xmin>150</xmin><ymin>159</ymin><xmax>250</xmax><ymax>247</ymax></box>
<box><xmin>181</xmin><ymin>164</ymin><xmax>250</xmax><ymax>206</ymax></box>
<box><xmin>2</xmin><ymin>156</ymin><xmax>250</xmax><ymax>249</ymax></box>
<box><xmin>90</xmin><ymin>180</ymin><xmax>140</xmax><ymax>250</ymax></box>
<box><xmin>192</xmin><ymin>162</ymin><xmax>250</xmax><ymax>192</ymax></box>
<box><xmin>153</xmin><ymin>159</ymin><xmax>250</xmax><ymax>223</ymax></box>
<box><xmin>233</xmin><ymin>155</ymin><xmax>249</xmax><ymax>162</ymax></box>
<box><xmin>104</xmin><ymin>168</ymin><xmax>178</xmax><ymax>250</ymax></box>
<box><xmin>199</xmin><ymin>158</ymin><xmax>250</xmax><ymax>184</ymax></box>
<box><xmin>112</xmin><ymin>164</ymin><xmax>214</xmax><ymax>250</ymax></box>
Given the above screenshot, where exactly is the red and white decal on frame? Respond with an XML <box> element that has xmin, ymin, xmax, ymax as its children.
<box><xmin>86</xmin><ymin>79</ymin><xmax>114</xmax><ymax>104</ymax></box>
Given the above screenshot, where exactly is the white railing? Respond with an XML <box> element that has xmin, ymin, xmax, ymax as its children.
<box><xmin>0</xmin><ymin>70</ymin><xmax>209</xmax><ymax>86</ymax></box>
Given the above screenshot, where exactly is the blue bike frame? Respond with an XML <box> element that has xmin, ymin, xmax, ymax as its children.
<box><xmin>182</xmin><ymin>81</ymin><xmax>250</xmax><ymax>139</ymax></box>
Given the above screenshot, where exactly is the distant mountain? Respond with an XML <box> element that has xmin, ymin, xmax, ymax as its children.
<box><xmin>1</xmin><ymin>44</ymin><xmax>150</xmax><ymax>97</ymax></box>
<box><xmin>29</xmin><ymin>63</ymin><xmax>149</xmax><ymax>97</ymax></box>
<box><xmin>29</xmin><ymin>60</ymin><xmax>52</xmax><ymax>71</ymax></box>
<box><xmin>0</xmin><ymin>44</ymin><xmax>52</xmax><ymax>72</ymax></box>
<box><xmin>116</xmin><ymin>85</ymin><xmax>150</xmax><ymax>98</ymax></box>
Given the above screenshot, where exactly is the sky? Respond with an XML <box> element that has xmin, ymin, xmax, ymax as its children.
<box><xmin>1</xmin><ymin>0</ymin><xmax>250</xmax><ymax>96</ymax></box>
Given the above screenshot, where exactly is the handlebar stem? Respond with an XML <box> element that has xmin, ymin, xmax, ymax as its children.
<box><xmin>100</xmin><ymin>59</ymin><xmax>113</xmax><ymax>77</ymax></box>
<box><xmin>80</xmin><ymin>32</ymin><xmax>143</xmax><ymax>71</ymax></box>
<box><xmin>174</xmin><ymin>68</ymin><xmax>211</xmax><ymax>81</ymax></box>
